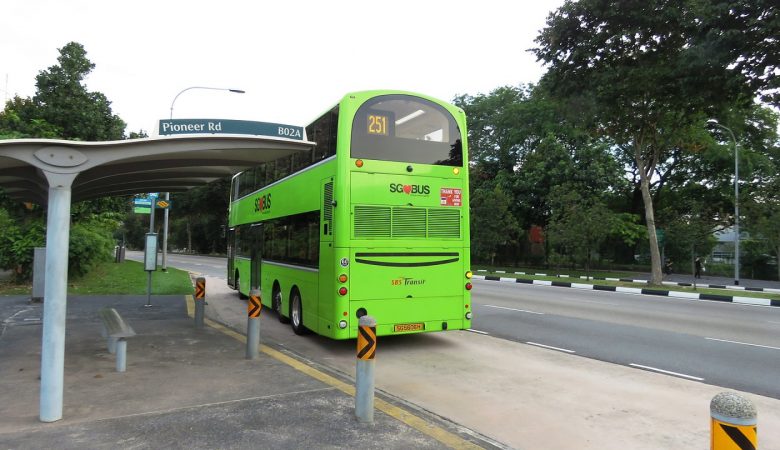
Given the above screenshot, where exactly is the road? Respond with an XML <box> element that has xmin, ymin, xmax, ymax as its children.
<box><xmin>471</xmin><ymin>280</ymin><xmax>780</xmax><ymax>399</ymax></box>
<box><xmin>130</xmin><ymin>251</ymin><xmax>780</xmax><ymax>398</ymax></box>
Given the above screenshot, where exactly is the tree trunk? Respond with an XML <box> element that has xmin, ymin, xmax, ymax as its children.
<box><xmin>635</xmin><ymin>148</ymin><xmax>663</xmax><ymax>285</ymax></box>
<box><xmin>777</xmin><ymin>245</ymin><xmax>780</xmax><ymax>282</ymax></box>
<box><xmin>186</xmin><ymin>220</ymin><xmax>192</xmax><ymax>254</ymax></box>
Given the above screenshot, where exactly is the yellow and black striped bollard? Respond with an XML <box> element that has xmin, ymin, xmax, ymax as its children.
<box><xmin>711</xmin><ymin>391</ymin><xmax>757</xmax><ymax>450</ymax></box>
<box><xmin>355</xmin><ymin>315</ymin><xmax>376</xmax><ymax>424</ymax></box>
<box><xmin>246</xmin><ymin>289</ymin><xmax>261</xmax><ymax>360</ymax></box>
<box><xmin>194</xmin><ymin>277</ymin><xmax>206</xmax><ymax>328</ymax></box>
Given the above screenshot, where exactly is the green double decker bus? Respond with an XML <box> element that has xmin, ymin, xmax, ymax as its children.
<box><xmin>227</xmin><ymin>90</ymin><xmax>473</xmax><ymax>339</ymax></box>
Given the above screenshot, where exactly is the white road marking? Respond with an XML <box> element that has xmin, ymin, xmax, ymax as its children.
<box><xmin>466</xmin><ymin>329</ymin><xmax>489</xmax><ymax>335</ymax></box>
<box><xmin>705</xmin><ymin>337</ymin><xmax>780</xmax><ymax>351</ymax></box>
<box><xmin>483</xmin><ymin>304</ymin><xmax>545</xmax><ymax>315</ymax></box>
<box><xmin>629</xmin><ymin>363</ymin><xmax>704</xmax><ymax>381</ymax></box>
<box><xmin>577</xmin><ymin>299</ymin><xmax>622</xmax><ymax>306</ymax></box>
<box><xmin>526</xmin><ymin>342</ymin><xmax>575</xmax><ymax>353</ymax></box>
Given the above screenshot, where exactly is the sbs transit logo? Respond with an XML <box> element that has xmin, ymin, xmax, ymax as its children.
<box><xmin>254</xmin><ymin>193</ymin><xmax>271</xmax><ymax>212</ymax></box>
<box><xmin>391</xmin><ymin>277</ymin><xmax>426</xmax><ymax>286</ymax></box>
<box><xmin>389</xmin><ymin>183</ymin><xmax>430</xmax><ymax>195</ymax></box>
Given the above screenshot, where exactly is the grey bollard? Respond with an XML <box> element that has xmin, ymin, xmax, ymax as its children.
<box><xmin>107</xmin><ymin>337</ymin><xmax>117</xmax><ymax>354</ymax></box>
<box><xmin>194</xmin><ymin>277</ymin><xmax>205</xmax><ymax>328</ymax></box>
<box><xmin>246</xmin><ymin>289</ymin><xmax>261</xmax><ymax>360</ymax></box>
<box><xmin>116</xmin><ymin>339</ymin><xmax>127</xmax><ymax>372</ymax></box>
<box><xmin>355</xmin><ymin>315</ymin><xmax>376</xmax><ymax>424</ymax></box>
<box><xmin>710</xmin><ymin>391</ymin><xmax>757</xmax><ymax>449</ymax></box>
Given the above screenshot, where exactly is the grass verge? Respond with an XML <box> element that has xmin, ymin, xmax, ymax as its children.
<box><xmin>0</xmin><ymin>260</ymin><xmax>194</xmax><ymax>296</ymax></box>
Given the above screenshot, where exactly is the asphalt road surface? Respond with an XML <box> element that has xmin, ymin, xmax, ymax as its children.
<box><xmin>129</xmin><ymin>251</ymin><xmax>780</xmax><ymax>398</ymax></box>
<box><xmin>471</xmin><ymin>279</ymin><xmax>780</xmax><ymax>398</ymax></box>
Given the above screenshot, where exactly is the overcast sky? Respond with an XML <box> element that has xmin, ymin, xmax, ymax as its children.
<box><xmin>1</xmin><ymin>0</ymin><xmax>565</xmax><ymax>135</ymax></box>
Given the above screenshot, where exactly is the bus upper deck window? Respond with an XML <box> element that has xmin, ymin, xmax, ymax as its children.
<box><xmin>351</xmin><ymin>95</ymin><xmax>462</xmax><ymax>167</ymax></box>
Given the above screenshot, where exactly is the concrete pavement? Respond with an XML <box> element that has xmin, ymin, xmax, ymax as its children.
<box><xmin>0</xmin><ymin>293</ymin><xmax>496</xmax><ymax>449</ymax></box>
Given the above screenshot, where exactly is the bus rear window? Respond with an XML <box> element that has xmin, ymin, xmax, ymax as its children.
<box><xmin>351</xmin><ymin>95</ymin><xmax>462</xmax><ymax>166</ymax></box>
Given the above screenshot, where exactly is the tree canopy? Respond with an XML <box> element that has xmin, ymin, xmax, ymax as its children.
<box><xmin>0</xmin><ymin>42</ymin><xmax>130</xmax><ymax>281</ymax></box>
<box><xmin>530</xmin><ymin>0</ymin><xmax>778</xmax><ymax>284</ymax></box>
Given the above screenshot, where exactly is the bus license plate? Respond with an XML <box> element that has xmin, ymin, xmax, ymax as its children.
<box><xmin>394</xmin><ymin>323</ymin><xmax>424</xmax><ymax>332</ymax></box>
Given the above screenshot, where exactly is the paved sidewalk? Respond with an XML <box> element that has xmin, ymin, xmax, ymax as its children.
<box><xmin>0</xmin><ymin>294</ymin><xmax>495</xmax><ymax>449</ymax></box>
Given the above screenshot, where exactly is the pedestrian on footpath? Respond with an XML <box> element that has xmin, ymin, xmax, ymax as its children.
<box><xmin>694</xmin><ymin>257</ymin><xmax>702</xmax><ymax>279</ymax></box>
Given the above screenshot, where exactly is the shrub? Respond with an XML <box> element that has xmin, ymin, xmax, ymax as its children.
<box><xmin>0</xmin><ymin>209</ymin><xmax>44</xmax><ymax>282</ymax></box>
<box><xmin>0</xmin><ymin>209</ymin><xmax>117</xmax><ymax>282</ymax></box>
<box><xmin>68</xmin><ymin>220</ymin><xmax>116</xmax><ymax>278</ymax></box>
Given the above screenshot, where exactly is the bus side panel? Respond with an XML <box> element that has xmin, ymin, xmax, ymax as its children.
<box><xmin>262</xmin><ymin>262</ymin><xmax>319</xmax><ymax>332</ymax></box>
<box><xmin>318</xmin><ymin>177</ymin><xmax>341</xmax><ymax>338</ymax></box>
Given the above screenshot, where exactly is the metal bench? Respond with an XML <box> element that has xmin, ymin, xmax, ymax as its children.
<box><xmin>98</xmin><ymin>307</ymin><xmax>136</xmax><ymax>372</ymax></box>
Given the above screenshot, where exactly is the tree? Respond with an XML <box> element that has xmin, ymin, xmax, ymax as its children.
<box><xmin>744</xmin><ymin>127</ymin><xmax>780</xmax><ymax>280</ymax></box>
<box><xmin>31</xmin><ymin>42</ymin><xmax>126</xmax><ymax>140</ymax></box>
<box><xmin>470</xmin><ymin>185</ymin><xmax>518</xmax><ymax>266</ymax></box>
<box><xmin>169</xmin><ymin>178</ymin><xmax>232</xmax><ymax>254</ymax></box>
<box><xmin>546</xmin><ymin>188</ymin><xmax>612</xmax><ymax>277</ymax></box>
<box><xmin>0</xmin><ymin>42</ymin><xmax>130</xmax><ymax>281</ymax></box>
<box><xmin>700</xmin><ymin>1</ymin><xmax>780</xmax><ymax>108</ymax></box>
<box><xmin>532</xmin><ymin>0</ymin><xmax>770</xmax><ymax>284</ymax></box>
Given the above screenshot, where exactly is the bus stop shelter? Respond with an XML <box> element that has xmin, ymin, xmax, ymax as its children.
<box><xmin>0</xmin><ymin>134</ymin><xmax>314</xmax><ymax>422</ymax></box>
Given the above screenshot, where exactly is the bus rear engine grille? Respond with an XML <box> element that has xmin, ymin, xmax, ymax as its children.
<box><xmin>353</xmin><ymin>206</ymin><xmax>461</xmax><ymax>239</ymax></box>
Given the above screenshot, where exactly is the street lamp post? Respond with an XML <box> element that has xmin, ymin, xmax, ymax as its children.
<box><xmin>165</xmin><ymin>86</ymin><xmax>245</xmax><ymax>269</ymax></box>
<box><xmin>169</xmin><ymin>86</ymin><xmax>246</xmax><ymax>119</ymax></box>
<box><xmin>707</xmin><ymin>119</ymin><xmax>740</xmax><ymax>285</ymax></box>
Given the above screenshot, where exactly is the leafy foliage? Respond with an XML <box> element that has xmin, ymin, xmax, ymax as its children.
<box><xmin>0</xmin><ymin>41</ymin><xmax>130</xmax><ymax>281</ymax></box>
<box><xmin>68</xmin><ymin>218</ymin><xmax>118</xmax><ymax>277</ymax></box>
<box><xmin>470</xmin><ymin>185</ymin><xmax>518</xmax><ymax>265</ymax></box>
<box><xmin>0</xmin><ymin>209</ymin><xmax>45</xmax><ymax>282</ymax></box>
<box><xmin>530</xmin><ymin>0</ymin><xmax>776</xmax><ymax>283</ymax></box>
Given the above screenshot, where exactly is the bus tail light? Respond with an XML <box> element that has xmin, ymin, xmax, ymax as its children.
<box><xmin>465</xmin><ymin>270</ymin><xmax>473</xmax><ymax>279</ymax></box>
<box><xmin>338</xmin><ymin>274</ymin><xmax>348</xmax><ymax>283</ymax></box>
<box><xmin>339</xmin><ymin>320</ymin><xmax>348</xmax><ymax>329</ymax></box>
<box><xmin>355</xmin><ymin>159</ymin><xmax>364</xmax><ymax>168</ymax></box>
<box><xmin>465</xmin><ymin>312</ymin><xmax>472</xmax><ymax>320</ymax></box>
<box><xmin>465</xmin><ymin>282</ymin><xmax>473</xmax><ymax>290</ymax></box>
<box><xmin>338</xmin><ymin>287</ymin><xmax>348</xmax><ymax>296</ymax></box>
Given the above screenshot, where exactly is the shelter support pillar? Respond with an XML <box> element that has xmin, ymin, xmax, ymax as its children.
<box><xmin>39</xmin><ymin>172</ymin><xmax>76</xmax><ymax>423</ymax></box>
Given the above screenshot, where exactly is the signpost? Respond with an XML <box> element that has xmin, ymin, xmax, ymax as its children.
<box><xmin>144</xmin><ymin>192</ymin><xmax>160</xmax><ymax>307</ymax></box>
<box><xmin>133</xmin><ymin>197</ymin><xmax>151</xmax><ymax>214</ymax></box>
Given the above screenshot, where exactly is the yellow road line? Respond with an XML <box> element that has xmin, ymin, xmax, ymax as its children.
<box><xmin>184</xmin><ymin>296</ymin><xmax>482</xmax><ymax>450</ymax></box>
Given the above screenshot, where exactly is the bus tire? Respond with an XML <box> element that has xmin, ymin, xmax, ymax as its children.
<box><xmin>236</xmin><ymin>272</ymin><xmax>247</xmax><ymax>299</ymax></box>
<box><xmin>290</xmin><ymin>288</ymin><xmax>308</xmax><ymax>335</ymax></box>
<box><xmin>274</xmin><ymin>284</ymin><xmax>289</xmax><ymax>323</ymax></box>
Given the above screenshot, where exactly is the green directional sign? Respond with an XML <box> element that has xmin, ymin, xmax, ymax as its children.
<box><xmin>158</xmin><ymin>119</ymin><xmax>304</xmax><ymax>140</ymax></box>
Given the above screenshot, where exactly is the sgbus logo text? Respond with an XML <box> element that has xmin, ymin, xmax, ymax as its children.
<box><xmin>254</xmin><ymin>193</ymin><xmax>271</xmax><ymax>212</ymax></box>
<box><xmin>389</xmin><ymin>184</ymin><xmax>430</xmax><ymax>195</ymax></box>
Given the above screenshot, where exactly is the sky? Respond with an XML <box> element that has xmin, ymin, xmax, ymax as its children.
<box><xmin>1</xmin><ymin>0</ymin><xmax>565</xmax><ymax>136</ymax></box>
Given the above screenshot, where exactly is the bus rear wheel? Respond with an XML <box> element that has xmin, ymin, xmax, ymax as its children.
<box><xmin>273</xmin><ymin>286</ymin><xmax>289</xmax><ymax>323</ymax></box>
<box><xmin>290</xmin><ymin>289</ymin><xmax>307</xmax><ymax>335</ymax></box>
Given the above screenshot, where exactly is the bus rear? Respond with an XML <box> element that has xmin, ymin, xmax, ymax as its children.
<box><xmin>333</xmin><ymin>92</ymin><xmax>472</xmax><ymax>338</ymax></box>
